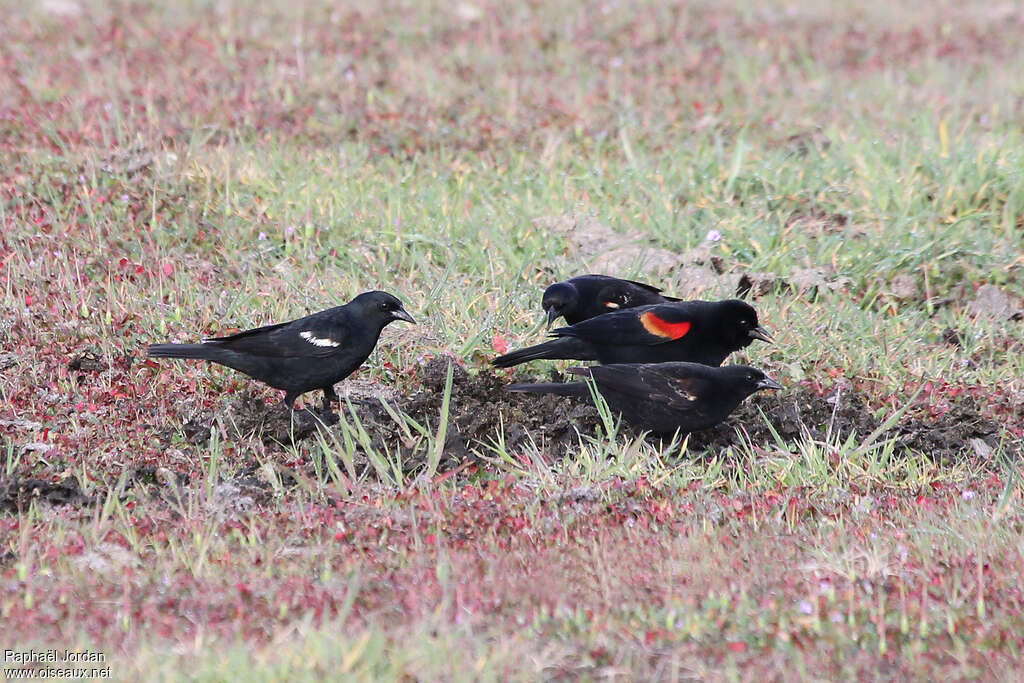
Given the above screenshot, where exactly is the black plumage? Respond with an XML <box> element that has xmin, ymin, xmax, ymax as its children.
<box><xmin>492</xmin><ymin>298</ymin><xmax>771</xmax><ymax>369</ymax></box>
<box><xmin>147</xmin><ymin>291</ymin><xmax>414</xmax><ymax>410</ymax></box>
<box><xmin>542</xmin><ymin>274</ymin><xmax>680</xmax><ymax>328</ymax></box>
<box><xmin>507</xmin><ymin>362</ymin><xmax>782</xmax><ymax>434</ymax></box>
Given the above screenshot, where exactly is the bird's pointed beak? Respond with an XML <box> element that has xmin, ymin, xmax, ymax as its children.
<box><xmin>393</xmin><ymin>308</ymin><xmax>416</xmax><ymax>324</ymax></box>
<box><xmin>749</xmin><ymin>325</ymin><xmax>774</xmax><ymax>343</ymax></box>
<box><xmin>545</xmin><ymin>306</ymin><xmax>559</xmax><ymax>330</ymax></box>
<box><xmin>758</xmin><ymin>375</ymin><xmax>784</xmax><ymax>391</ymax></box>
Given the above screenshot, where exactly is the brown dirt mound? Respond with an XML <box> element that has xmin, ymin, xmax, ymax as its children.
<box><xmin>213</xmin><ymin>357</ymin><xmax>1015</xmax><ymax>475</ymax></box>
<box><xmin>359</xmin><ymin>358</ymin><xmax>602</xmax><ymax>471</ymax></box>
<box><xmin>686</xmin><ymin>384</ymin><xmax>1011</xmax><ymax>462</ymax></box>
<box><xmin>216</xmin><ymin>357</ymin><xmax>602</xmax><ymax>472</ymax></box>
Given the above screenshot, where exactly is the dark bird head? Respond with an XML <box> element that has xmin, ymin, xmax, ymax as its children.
<box><xmin>718</xmin><ymin>364</ymin><xmax>784</xmax><ymax>398</ymax></box>
<box><xmin>541</xmin><ymin>281</ymin><xmax>579</xmax><ymax>329</ymax></box>
<box><xmin>352</xmin><ymin>291</ymin><xmax>416</xmax><ymax>326</ymax></box>
<box><xmin>711</xmin><ymin>299</ymin><xmax>773</xmax><ymax>350</ymax></box>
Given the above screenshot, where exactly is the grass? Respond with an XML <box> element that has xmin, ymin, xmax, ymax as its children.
<box><xmin>2</xmin><ymin>0</ymin><xmax>1024</xmax><ymax>679</ymax></box>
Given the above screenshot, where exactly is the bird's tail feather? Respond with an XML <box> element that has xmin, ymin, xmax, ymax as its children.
<box><xmin>491</xmin><ymin>337</ymin><xmax>596</xmax><ymax>368</ymax></box>
<box><xmin>147</xmin><ymin>343</ymin><xmax>216</xmax><ymax>360</ymax></box>
<box><xmin>505</xmin><ymin>381</ymin><xmax>589</xmax><ymax>397</ymax></box>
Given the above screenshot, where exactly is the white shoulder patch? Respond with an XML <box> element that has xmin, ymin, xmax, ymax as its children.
<box><xmin>300</xmin><ymin>330</ymin><xmax>340</xmax><ymax>347</ymax></box>
<box><xmin>604</xmin><ymin>301</ymin><xmax>621</xmax><ymax>309</ymax></box>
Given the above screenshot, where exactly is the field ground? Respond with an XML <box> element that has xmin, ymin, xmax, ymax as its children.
<box><xmin>2</xmin><ymin>0</ymin><xmax>1024</xmax><ymax>679</ymax></box>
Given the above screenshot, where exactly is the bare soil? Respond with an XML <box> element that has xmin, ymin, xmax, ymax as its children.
<box><xmin>5</xmin><ymin>357</ymin><xmax>1014</xmax><ymax>513</ymax></box>
<box><xmin>196</xmin><ymin>357</ymin><xmax>1019</xmax><ymax>474</ymax></box>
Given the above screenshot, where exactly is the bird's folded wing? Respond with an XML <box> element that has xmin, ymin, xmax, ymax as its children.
<box><xmin>583</xmin><ymin>365</ymin><xmax>714</xmax><ymax>411</ymax></box>
<box><xmin>204</xmin><ymin>318</ymin><xmax>348</xmax><ymax>357</ymax></box>
<box><xmin>551</xmin><ymin>304</ymin><xmax>692</xmax><ymax>345</ymax></box>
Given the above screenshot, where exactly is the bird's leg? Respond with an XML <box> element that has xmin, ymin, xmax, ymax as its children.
<box><xmin>322</xmin><ymin>386</ymin><xmax>340</xmax><ymax>412</ymax></box>
<box><xmin>283</xmin><ymin>392</ymin><xmax>299</xmax><ymax>412</ymax></box>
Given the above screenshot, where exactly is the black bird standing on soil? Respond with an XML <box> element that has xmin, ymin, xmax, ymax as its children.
<box><xmin>147</xmin><ymin>291</ymin><xmax>415</xmax><ymax>411</ymax></box>
<box><xmin>542</xmin><ymin>274</ymin><xmax>680</xmax><ymax>328</ymax></box>
<box><xmin>507</xmin><ymin>362</ymin><xmax>783</xmax><ymax>434</ymax></box>
<box><xmin>492</xmin><ymin>299</ymin><xmax>772</xmax><ymax>368</ymax></box>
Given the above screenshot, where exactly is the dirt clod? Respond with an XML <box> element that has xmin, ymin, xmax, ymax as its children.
<box><xmin>941</xmin><ymin>328</ymin><xmax>963</xmax><ymax>347</ymax></box>
<box><xmin>968</xmin><ymin>284</ymin><xmax>1023</xmax><ymax>320</ymax></box>
<box><xmin>0</xmin><ymin>477</ymin><xmax>92</xmax><ymax>512</ymax></box>
<box><xmin>736</xmin><ymin>272</ymin><xmax>787</xmax><ymax>299</ymax></box>
<box><xmin>225</xmin><ymin>392</ymin><xmax>340</xmax><ymax>445</ymax></box>
<box><xmin>344</xmin><ymin>357</ymin><xmax>603</xmax><ymax>473</ymax></box>
<box><xmin>68</xmin><ymin>351</ymin><xmax>106</xmax><ymax>373</ymax></box>
<box><xmin>890</xmin><ymin>275</ymin><xmax>919</xmax><ymax>301</ymax></box>
<box><xmin>536</xmin><ymin>213</ymin><xmax>679</xmax><ymax>274</ymax></box>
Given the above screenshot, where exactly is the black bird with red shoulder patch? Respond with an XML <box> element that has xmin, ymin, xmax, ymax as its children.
<box><xmin>147</xmin><ymin>291</ymin><xmax>415</xmax><ymax>411</ymax></box>
<box><xmin>492</xmin><ymin>298</ymin><xmax>771</xmax><ymax>368</ymax></box>
<box><xmin>542</xmin><ymin>274</ymin><xmax>680</xmax><ymax>328</ymax></box>
<box><xmin>507</xmin><ymin>362</ymin><xmax>783</xmax><ymax>434</ymax></box>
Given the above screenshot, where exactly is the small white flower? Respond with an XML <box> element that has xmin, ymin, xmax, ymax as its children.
<box><xmin>962</xmin><ymin>490</ymin><xmax>975</xmax><ymax>500</ymax></box>
<box><xmin>258</xmin><ymin>232</ymin><xmax>268</xmax><ymax>241</ymax></box>
<box><xmin>705</xmin><ymin>229</ymin><xmax>722</xmax><ymax>242</ymax></box>
<box><xmin>799</xmin><ymin>600</ymin><xmax>814</xmax><ymax>615</ymax></box>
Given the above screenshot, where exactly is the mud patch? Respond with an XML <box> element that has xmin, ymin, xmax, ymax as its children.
<box><xmin>892</xmin><ymin>401</ymin><xmax>1006</xmax><ymax>461</ymax></box>
<box><xmin>344</xmin><ymin>358</ymin><xmax>602</xmax><ymax>472</ymax></box>
<box><xmin>404</xmin><ymin>371</ymin><xmax>1018</xmax><ymax>465</ymax></box>
<box><xmin>0</xmin><ymin>477</ymin><xmax>92</xmax><ymax>512</ymax></box>
<box><xmin>169</xmin><ymin>359</ymin><xmax>1017</xmax><ymax>480</ymax></box>
<box><xmin>223</xmin><ymin>392</ymin><xmax>340</xmax><ymax>446</ymax></box>
<box><xmin>685</xmin><ymin>385</ymin><xmax>1014</xmax><ymax>463</ymax></box>
<box><xmin>204</xmin><ymin>358</ymin><xmax>601</xmax><ymax>473</ymax></box>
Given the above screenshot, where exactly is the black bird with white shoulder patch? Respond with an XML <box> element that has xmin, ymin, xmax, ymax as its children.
<box><xmin>147</xmin><ymin>291</ymin><xmax>415</xmax><ymax>411</ymax></box>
